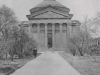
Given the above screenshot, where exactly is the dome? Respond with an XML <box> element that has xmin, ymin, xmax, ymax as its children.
<box><xmin>35</xmin><ymin>0</ymin><xmax>66</xmax><ymax>8</ymax></box>
<box><xmin>30</xmin><ymin>0</ymin><xmax>70</xmax><ymax>13</ymax></box>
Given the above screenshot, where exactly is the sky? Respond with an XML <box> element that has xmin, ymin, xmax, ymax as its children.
<box><xmin>0</xmin><ymin>0</ymin><xmax>100</xmax><ymax>22</ymax></box>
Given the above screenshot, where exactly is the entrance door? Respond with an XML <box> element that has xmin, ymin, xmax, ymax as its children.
<box><xmin>47</xmin><ymin>33</ymin><xmax>52</xmax><ymax>48</ymax></box>
<box><xmin>48</xmin><ymin>37</ymin><xmax>52</xmax><ymax>48</ymax></box>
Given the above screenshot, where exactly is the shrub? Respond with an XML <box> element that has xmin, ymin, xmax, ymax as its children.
<box><xmin>23</xmin><ymin>39</ymin><xmax>37</xmax><ymax>57</ymax></box>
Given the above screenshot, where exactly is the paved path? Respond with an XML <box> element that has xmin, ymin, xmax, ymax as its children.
<box><xmin>11</xmin><ymin>52</ymin><xmax>81</xmax><ymax>75</ymax></box>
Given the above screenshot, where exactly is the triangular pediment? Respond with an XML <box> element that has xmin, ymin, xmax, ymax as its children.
<box><xmin>27</xmin><ymin>7</ymin><xmax>73</xmax><ymax>20</ymax></box>
<box><xmin>34</xmin><ymin>11</ymin><xmax>68</xmax><ymax>18</ymax></box>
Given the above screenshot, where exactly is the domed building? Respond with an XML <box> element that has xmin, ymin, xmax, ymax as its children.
<box><xmin>21</xmin><ymin>0</ymin><xmax>81</xmax><ymax>50</ymax></box>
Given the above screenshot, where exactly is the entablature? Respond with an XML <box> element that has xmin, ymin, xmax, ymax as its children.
<box><xmin>20</xmin><ymin>19</ymin><xmax>70</xmax><ymax>27</ymax></box>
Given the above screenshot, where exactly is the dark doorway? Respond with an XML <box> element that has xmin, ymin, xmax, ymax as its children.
<box><xmin>48</xmin><ymin>37</ymin><xmax>52</xmax><ymax>48</ymax></box>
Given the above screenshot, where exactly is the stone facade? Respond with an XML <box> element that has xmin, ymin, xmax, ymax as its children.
<box><xmin>20</xmin><ymin>0</ymin><xmax>81</xmax><ymax>50</ymax></box>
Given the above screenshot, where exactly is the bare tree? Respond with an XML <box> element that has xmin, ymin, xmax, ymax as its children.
<box><xmin>69</xmin><ymin>30</ymin><xmax>90</xmax><ymax>56</ymax></box>
<box><xmin>68</xmin><ymin>16</ymin><xmax>91</xmax><ymax>56</ymax></box>
<box><xmin>88</xmin><ymin>12</ymin><xmax>100</xmax><ymax>37</ymax></box>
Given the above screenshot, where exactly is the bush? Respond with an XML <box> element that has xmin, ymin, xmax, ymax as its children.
<box><xmin>23</xmin><ymin>40</ymin><xmax>37</xmax><ymax>57</ymax></box>
<box><xmin>67</xmin><ymin>42</ymin><xmax>77</xmax><ymax>56</ymax></box>
<box><xmin>8</xmin><ymin>28</ymin><xmax>37</xmax><ymax>60</ymax></box>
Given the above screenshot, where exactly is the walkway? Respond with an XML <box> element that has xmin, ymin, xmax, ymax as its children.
<box><xmin>11</xmin><ymin>52</ymin><xmax>81</xmax><ymax>75</ymax></box>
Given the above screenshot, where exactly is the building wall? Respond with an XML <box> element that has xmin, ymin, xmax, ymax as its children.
<box><xmin>22</xmin><ymin>22</ymin><xmax>80</xmax><ymax>49</ymax></box>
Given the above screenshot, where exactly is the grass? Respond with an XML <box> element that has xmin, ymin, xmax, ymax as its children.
<box><xmin>0</xmin><ymin>53</ymin><xmax>41</xmax><ymax>75</ymax></box>
<box><xmin>59</xmin><ymin>52</ymin><xmax>100</xmax><ymax>75</ymax></box>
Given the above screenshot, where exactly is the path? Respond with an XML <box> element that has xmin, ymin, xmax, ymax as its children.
<box><xmin>11</xmin><ymin>52</ymin><xmax>81</xmax><ymax>75</ymax></box>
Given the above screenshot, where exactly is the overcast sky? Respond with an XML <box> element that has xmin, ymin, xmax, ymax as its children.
<box><xmin>0</xmin><ymin>0</ymin><xmax>100</xmax><ymax>22</ymax></box>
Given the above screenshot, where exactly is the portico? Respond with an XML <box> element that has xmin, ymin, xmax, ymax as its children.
<box><xmin>28</xmin><ymin>20</ymin><xmax>69</xmax><ymax>49</ymax></box>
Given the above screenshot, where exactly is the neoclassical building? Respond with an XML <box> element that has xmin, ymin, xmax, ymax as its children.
<box><xmin>21</xmin><ymin>0</ymin><xmax>80</xmax><ymax>50</ymax></box>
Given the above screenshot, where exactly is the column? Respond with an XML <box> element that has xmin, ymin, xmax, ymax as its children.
<box><xmin>67</xmin><ymin>20</ymin><xmax>71</xmax><ymax>38</ymax></box>
<box><xmin>52</xmin><ymin>23</ymin><xmax>55</xmax><ymax>48</ymax></box>
<box><xmin>37</xmin><ymin>23</ymin><xmax>40</xmax><ymax>48</ymax></box>
<box><xmin>45</xmin><ymin>24</ymin><xmax>47</xmax><ymax>49</ymax></box>
<box><xmin>29</xmin><ymin>23</ymin><xmax>33</xmax><ymax>36</ymax></box>
<box><xmin>60</xmin><ymin>23</ymin><xmax>62</xmax><ymax>47</ymax></box>
<box><xmin>66</xmin><ymin>20</ymin><xmax>71</xmax><ymax>48</ymax></box>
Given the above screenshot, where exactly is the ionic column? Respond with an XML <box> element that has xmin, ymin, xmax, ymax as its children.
<box><xmin>37</xmin><ymin>23</ymin><xmax>40</xmax><ymax>48</ymax></box>
<box><xmin>45</xmin><ymin>24</ymin><xmax>47</xmax><ymax>49</ymax></box>
<box><xmin>52</xmin><ymin>23</ymin><xmax>55</xmax><ymax>48</ymax></box>
<box><xmin>60</xmin><ymin>23</ymin><xmax>62</xmax><ymax>47</ymax></box>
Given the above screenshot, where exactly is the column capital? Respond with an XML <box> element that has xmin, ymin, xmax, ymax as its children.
<box><xmin>28</xmin><ymin>23</ymin><xmax>33</xmax><ymax>26</ymax></box>
<box><xmin>59</xmin><ymin>23</ymin><xmax>64</xmax><ymax>25</ymax></box>
<box><xmin>68</xmin><ymin>20</ymin><xmax>71</xmax><ymax>26</ymax></box>
<box><xmin>40</xmin><ymin>23</ymin><xmax>47</xmax><ymax>25</ymax></box>
<box><xmin>51</xmin><ymin>23</ymin><xmax>55</xmax><ymax>25</ymax></box>
<box><xmin>36</xmin><ymin>23</ymin><xmax>40</xmax><ymax>25</ymax></box>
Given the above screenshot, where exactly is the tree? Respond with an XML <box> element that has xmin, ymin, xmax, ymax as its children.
<box><xmin>68</xmin><ymin>42</ymin><xmax>76</xmax><ymax>56</ymax></box>
<box><xmin>69</xmin><ymin>29</ymin><xmax>91</xmax><ymax>56</ymax></box>
<box><xmin>68</xmin><ymin>16</ymin><xmax>92</xmax><ymax>56</ymax></box>
<box><xmin>0</xmin><ymin>5</ymin><xmax>18</xmax><ymax>59</ymax></box>
<box><xmin>0</xmin><ymin>5</ymin><xmax>37</xmax><ymax>61</ymax></box>
<box><xmin>9</xmin><ymin>27</ymin><xmax>37</xmax><ymax>59</ymax></box>
<box><xmin>0</xmin><ymin>5</ymin><xmax>18</xmax><ymax>39</ymax></box>
<box><xmin>87</xmin><ymin>12</ymin><xmax>100</xmax><ymax>37</ymax></box>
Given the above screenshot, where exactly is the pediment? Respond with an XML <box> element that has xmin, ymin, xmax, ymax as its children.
<box><xmin>34</xmin><ymin>11</ymin><xmax>68</xmax><ymax>18</ymax></box>
<box><xmin>27</xmin><ymin>7</ymin><xmax>73</xmax><ymax>20</ymax></box>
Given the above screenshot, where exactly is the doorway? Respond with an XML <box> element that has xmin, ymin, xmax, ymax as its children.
<box><xmin>48</xmin><ymin>37</ymin><xmax>52</xmax><ymax>48</ymax></box>
<box><xmin>47</xmin><ymin>32</ymin><xmax>52</xmax><ymax>48</ymax></box>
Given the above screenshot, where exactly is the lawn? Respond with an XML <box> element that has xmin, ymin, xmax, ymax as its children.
<box><xmin>59</xmin><ymin>52</ymin><xmax>100</xmax><ymax>75</ymax></box>
<box><xmin>0</xmin><ymin>53</ymin><xmax>41</xmax><ymax>75</ymax></box>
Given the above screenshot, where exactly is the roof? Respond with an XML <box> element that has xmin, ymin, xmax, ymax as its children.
<box><xmin>30</xmin><ymin>0</ymin><xmax>70</xmax><ymax>14</ymax></box>
<box><xmin>35</xmin><ymin>0</ymin><xmax>66</xmax><ymax>8</ymax></box>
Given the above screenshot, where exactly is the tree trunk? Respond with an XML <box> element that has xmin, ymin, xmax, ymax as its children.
<box><xmin>11</xmin><ymin>55</ymin><xmax>14</xmax><ymax>61</ymax></box>
<box><xmin>6</xmin><ymin>52</ymin><xmax>7</xmax><ymax>59</ymax></box>
<box><xmin>73</xmin><ymin>53</ymin><xmax>76</xmax><ymax>56</ymax></box>
<box><xmin>78</xmin><ymin>48</ymin><xmax>84</xmax><ymax>56</ymax></box>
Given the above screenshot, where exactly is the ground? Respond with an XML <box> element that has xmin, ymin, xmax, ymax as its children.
<box><xmin>2</xmin><ymin>51</ymin><xmax>100</xmax><ymax>75</ymax></box>
<box><xmin>59</xmin><ymin>52</ymin><xmax>100</xmax><ymax>75</ymax></box>
<box><xmin>0</xmin><ymin>53</ymin><xmax>41</xmax><ymax>75</ymax></box>
<box><xmin>11</xmin><ymin>52</ymin><xmax>81</xmax><ymax>75</ymax></box>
